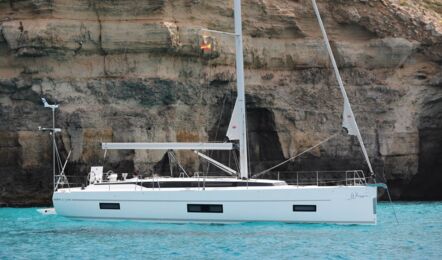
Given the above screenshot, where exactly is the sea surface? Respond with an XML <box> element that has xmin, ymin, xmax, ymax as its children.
<box><xmin>0</xmin><ymin>202</ymin><xmax>441</xmax><ymax>259</ymax></box>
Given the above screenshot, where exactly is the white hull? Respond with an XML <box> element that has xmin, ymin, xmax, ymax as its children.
<box><xmin>53</xmin><ymin>185</ymin><xmax>377</xmax><ymax>224</ymax></box>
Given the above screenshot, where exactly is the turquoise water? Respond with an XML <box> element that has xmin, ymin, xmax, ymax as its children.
<box><xmin>0</xmin><ymin>203</ymin><xmax>441</xmax><ymax>259</ymax></box>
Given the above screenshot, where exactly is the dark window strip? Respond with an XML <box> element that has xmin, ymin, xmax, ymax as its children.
<box><xmin>99</xmin><ymin>203</ymin><xmax>120</xmax><ymax>210</ymax></box>
<box><xmin>96</xmin><ymin>181</ymin><xmax>276</xmax><ymax>188</ymax></box>
<box><xmin>293</xmin><ymin>205</ymin><xmax>316</xmax><ymax>212</ymax></box>
<box><xmin>187</xmin><ymin>204</ymin><xmax>223</xmax><ymax>213</ymax></box>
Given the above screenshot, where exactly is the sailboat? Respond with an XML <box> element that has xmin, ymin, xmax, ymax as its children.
<box><xmin>50</xmin><ymin>0</ymin><xmax>383</xmax><ymax>224</ymax></box>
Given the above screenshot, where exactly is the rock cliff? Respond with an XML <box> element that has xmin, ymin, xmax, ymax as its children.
<box><xmin>0</xmin><ymin>0</ymin><xmax>441</xmax><ymax>205</ymax></box>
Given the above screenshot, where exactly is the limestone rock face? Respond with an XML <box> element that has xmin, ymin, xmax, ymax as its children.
<box><xmin>0</xmin><ymin>0</ymin><xmax>441</xmax><ymax>205</ymax></box>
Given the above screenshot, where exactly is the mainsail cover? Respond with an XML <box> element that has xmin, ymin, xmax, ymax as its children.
<box><xmin>226</xmin><ymin>99</ymin><xmax>241</xmax><ymax>140</ymax></box>
<box><xmin>342</xmin><ymin>100</ymin><xmax>358</xmax><ymax>136</ymax></box>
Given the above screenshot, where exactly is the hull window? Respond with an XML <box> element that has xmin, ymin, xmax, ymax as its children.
<box><xmin>99</xmin><ymin>203</ymin><xmax>120</xmax><ymax>210</ymax></box>
<box><xmin>293</xmin><ymin>205</ymin><xmax>316</xmax><ymax>212</ymax></box>
<box><xmin>187</xmin><ymin>204</ymin><xmax>223</xmax><ymax>213</ymax></box>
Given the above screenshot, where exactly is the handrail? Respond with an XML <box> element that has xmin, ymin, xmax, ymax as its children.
<box><xmin>257</xmin><ymin>170</ymin><xmax>368</xmax><ymax>187</ymax></box>
<box><xmin>55</xmin><ymin>175</ymin><xmax>88</xmax><ymax>190</ymax></box>
<box><xmin>55</xmin><ymin>170</ymin><xmax>368</xmax><ymax>190</ymax></box>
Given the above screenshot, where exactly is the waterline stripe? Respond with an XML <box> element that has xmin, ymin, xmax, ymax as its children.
<box><xmin>64</xmin><ymin>215</ymin><xmax>375</xmax><ymax>224</ymax></box>
<box><xmin>55</xmin><ymin>199</ymin><xmax>331</xmax><ymax>202</ymax></box>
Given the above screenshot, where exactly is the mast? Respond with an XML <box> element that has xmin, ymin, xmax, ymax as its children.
<box><xmin>233</xmin><ymin>0</ymin><xmax>249</xmax><ymax>179</ymax></box>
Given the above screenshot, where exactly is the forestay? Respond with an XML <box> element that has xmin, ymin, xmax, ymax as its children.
<box><xmin>311</xmin><ymin>0</ymin><xmax>374</xmax><ymax>174</ymax></box>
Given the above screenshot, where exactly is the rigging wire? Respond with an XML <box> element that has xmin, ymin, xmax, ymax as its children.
<box><xmin>385</xmin><ymin>185</ymin><xmax>399</xmax><ymax>224</ymax></box>
<box><xmin>232</xmin><ymin>149</ymin><xmax>240</xmax><ymax>173</ymax></box>
<box><xmin>53</xmin><ymin>138</ymin><xmax>63</xmax><ymax>173</ymax></box>
<box><xmin>167</xmin><ymin>151</ymin><xmax>174</xmax><ymax>177</ymax></box>
<box><xmin>168</xmin><ymin>150</ymin><xmax>189</xmax><ymax>177</ymax></box>
<box><xmin>381</xmin><ymin>164</ymin><xmax>399</xmax><ymax>224</ymax></box>
<box><xmin>252</xmin><ymin>133</ymin><xmax>339</xmax><ymax>178</ymax></box>
<box><xmin>204</xmin><ymin>92</ymin><xmax>229</xmax><ymax>175</ymax></box>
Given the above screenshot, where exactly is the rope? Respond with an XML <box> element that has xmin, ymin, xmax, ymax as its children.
<box><xmin>380</xmin><ymin>164</ymin><xmax>399</xmax><ymax>223</ymax></box>
<box><xmin>385</xmin><ymin>185</ymin><xmax>399</xmax><ymax>224</ymax></box>
<box><xmin>252</xmin><ymin>133</ymin><xmax>339</xmax><ymax>178</ymax></box>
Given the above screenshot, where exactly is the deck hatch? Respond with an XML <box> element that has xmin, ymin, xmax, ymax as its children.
<box><xmin>99</xmin><ymin>203</ymin><xmax>120</xmax><ymax>210</ymax></box>
<box><xmin>293</xmin><ymin>205</ymin><xmax>317</xmax><ymax>212</ymax></box>
<box><xmin>187</xmin><ymin>204</ymin><xmax>223</xmax><ymax>213</ymax></box>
